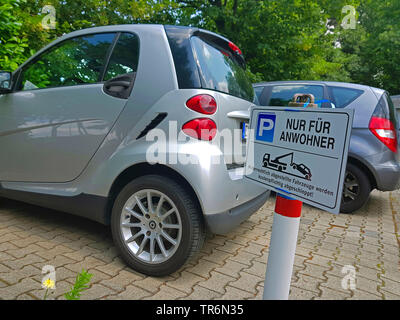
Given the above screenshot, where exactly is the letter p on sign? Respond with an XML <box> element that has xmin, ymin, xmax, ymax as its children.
<box><xmin>256</xmin><ymin>113</ymin><xmax>276</xmax><ymax>143</ymax></box>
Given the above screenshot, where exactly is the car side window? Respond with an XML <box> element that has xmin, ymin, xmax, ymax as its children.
<box><xmin>269</xmin><ymin>85</ymin><xmax>324</xmax><ymax>107</ymax></box>
<box><xmin>103</xmin><ymin>33</ymin><xmax>139</xmax><ymax>81</ymax></box>
<box><xmin>20</xmin><ymin>33</ymin><xmax>116</xmax><ymax>91</ymax></box>
<box><xmin>330</xmin><ymin>86</ymin><xmax>364</xmax><ymax>108</ymax></box>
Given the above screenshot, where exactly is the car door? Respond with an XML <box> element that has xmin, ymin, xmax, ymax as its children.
<box><xmin>0</xmin><ymin>32</ymin><xmax>139</xmax><ymax>183</ymax></box>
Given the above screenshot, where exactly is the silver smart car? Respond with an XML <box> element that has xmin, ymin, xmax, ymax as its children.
<box><xmin>0</xmin><ymin>25</ymin><xmax>269</xmax><ymax>276</ymax></box>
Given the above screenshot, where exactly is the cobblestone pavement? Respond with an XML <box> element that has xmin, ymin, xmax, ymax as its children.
<box><xmin>0</xmin><ymin>190</ymin><xmax>399</xmax><ymax>300</ymax></box>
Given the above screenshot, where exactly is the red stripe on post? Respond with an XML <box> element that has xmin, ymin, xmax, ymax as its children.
<box><xmin>275</xmin><ymin>195</ymin><xmax>303</xmax><ymax>218</ymax></box>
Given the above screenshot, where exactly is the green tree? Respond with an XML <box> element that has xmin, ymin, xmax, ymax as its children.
<box><xmin>347</xmin><ymin>0</ymin><xmax>400</xmax><ymax>94</ymax></box>
<box><xmin>2</xmin><ymin>0</ymin><xmax>399</xmax><ymax>93</ymax></box>
<box><xmin>0</xmin><ymin>0</ymin><xmax>29</xmax><ymax>70</ymax></box>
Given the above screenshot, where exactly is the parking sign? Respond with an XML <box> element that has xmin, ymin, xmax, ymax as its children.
<box><xmin>245</xmin><ymin>107</ymin><xmax>354</xmax><ymax>214</ymax></box>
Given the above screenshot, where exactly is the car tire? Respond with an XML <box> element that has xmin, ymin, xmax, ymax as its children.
<box><xmin>340</xmin><ymin>163</ymin><xmax>371</xmax><ymax>214</ymax></box>
<box><xmin>111</xmin><ymin>175</ymin><xmax>205</xmax><ymax>277</ymax></box>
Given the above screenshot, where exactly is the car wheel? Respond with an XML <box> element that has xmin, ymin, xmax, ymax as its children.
<box><xmin>111</xmin><ymin>175</ymin><xmax>205</xmax><ymax>276</ymax></box>
<box><xmin>340</xmin><ymin>163</ymin><xmax>371</xmax><ymax>214</ymax></box>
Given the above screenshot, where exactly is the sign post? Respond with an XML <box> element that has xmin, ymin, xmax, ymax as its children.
<box><xmin>263</xmin><ymin>194</ymin><xmax>302</xmax><ymax>300</ymax></box>
<box><xmin>245</xmin><ymin>106</ymin><xmax>354</xmax><ymax>300</ymax></box>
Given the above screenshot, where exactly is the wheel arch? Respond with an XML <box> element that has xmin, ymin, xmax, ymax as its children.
<box><xmin>105</xmin><ymin>163</ymin><xmax>203</xmax><ymax>225</ymax></box>
<box><xmin>347</xmin><ymin>156</ymin><xmax>377</xmax><ymax>190</ymax></box>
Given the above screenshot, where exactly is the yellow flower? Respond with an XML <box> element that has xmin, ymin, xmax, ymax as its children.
<box><xmin>43</xmin><ymin>278</ymin><xmax>55</xmax><ymax>290</ymax></box>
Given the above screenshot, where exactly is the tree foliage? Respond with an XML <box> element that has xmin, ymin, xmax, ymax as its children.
<box><xmin>0</xmin><ymin>0</ymin><xmax>398</xmax><ymax>94</ymax></box>
<box><xmin>0</xmin><ymin>0</ymin><xmax>29</xmax><ymax>70</ymax></box>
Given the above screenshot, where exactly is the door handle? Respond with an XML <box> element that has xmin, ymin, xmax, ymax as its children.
<box><xmin>104</xmin><ymin>81</ymin><xmax>131</xmax><ymax>90</ymax></box>
<box><xmin>103</xmin><ymin>72</ymin><xmax>136</xmax><ymax>99</ymax></box>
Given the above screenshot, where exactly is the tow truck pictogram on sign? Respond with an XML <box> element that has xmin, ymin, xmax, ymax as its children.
<box><xmin>262</xmin><ymin>152</ymin><xmax>312</xmax><ymax>181</ymax></box>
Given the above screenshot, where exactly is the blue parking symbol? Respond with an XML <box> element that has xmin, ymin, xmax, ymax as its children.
<box><xmin>256</xmin><ymin>113</ymin><xmax>276</xmax><ymax>143</ymax></box>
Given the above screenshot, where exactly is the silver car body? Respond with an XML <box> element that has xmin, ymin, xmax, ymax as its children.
<box><xmin>0</xmin><ymin>25</ymin><xmax>269</xmax><ymax>234</ymax></box>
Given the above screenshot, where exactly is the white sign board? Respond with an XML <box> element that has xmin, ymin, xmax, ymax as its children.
<box><xmin>245</xmin><ymin>107</ymin><xmax>354</xmax><ymax>214</ymax></box>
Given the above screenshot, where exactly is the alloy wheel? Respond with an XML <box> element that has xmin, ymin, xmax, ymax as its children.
<box><xmin>120</xmin><ymin>189</ymin><xmax>182</xmax><ymax>264</ymax></box>
<box><xmin>342</xmin><ymin>171</ymin><xmax>360</xmax><ymax>204</ymax></box>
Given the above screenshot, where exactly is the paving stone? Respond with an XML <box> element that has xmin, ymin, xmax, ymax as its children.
<box><xmin>2</xmin><ymin>253</ymin><xmax>45</xmax><ymax>270</ymax></box>
<box><xmin>291</xmin><ymin>274</ymin><xmax>320</xmax><ymax>294</ymax></box>
<box><xmin>298</xmin><ymin>263</ymin><xmax>328</xmax><ymax>280</ymax></box>
<box><xmin>242</xmin><ymin>242</ymin><xmax>265</xmax><ymax>256</ymax></box>
<box><xmin>348</xmin><ymin>289</ymin><xmax>381</xmax><ymax>300</ymax></box>
<box><xmin>185</xmin><ymin>285</ymin><xmax>222</xmax><ymax>300</ymax></box>
<box><xmin>320</xmin><ymin>274</ymin><xmax>353</xmax><ymax>294</ymax></box>
<box><xmin>197</xmin><ymin>271</ymin><xmax>236</xmax><ymax>294</ymax></box>
<box><xmin>244</xmin><ymin>260</ymin><xmax>267</xmax><ymax>278</ymax></box>
<box><xmin>6</xmin><ymin>244</ymin><xmax>43</xmax><ymax>259</ymax></box>
<box><xmin>0</xmin><ymin>242</ymin><xmax>18</xmax><ymax>252</ymax></box>
<box><xmin>381</xmin><ymin>277</ymin><xmax>400</xmax><ymax>294</ymax></box>
<box><xmin>133</xmin><ymin>276</ymin><xmax>174</xmax><ymax>294</ymax></box>
<box><xmin>166</xmin><ymin>271</ymin><xmax>204</xmax><ymax>294</ymax></box>
<box><xmin>289</xmin><ymin>286</ymin><xmax>318</xmax><ymax>300</ymax></box>
<box><xmin>184</xmin><ymin>259</ymin><xmax>219</xmax><ymax>278</ymax></box>
<box><xmin>81</xmin><ymin>284</ymin><xmax>116</xmax><ymax>300</ymax></box>
<box><xmin>202</xmin><ymin>249</ymin><xmax>233</xmax><ymax>266</ymax></box>
<box><xmin>0</xmin><ymin>264</ymin><xmax>42</xmax><ymax>285</ymax></box>
<box><xmin>9</xmin><ymin>236</ymin><xmax>45</xmax><ymax>249</ymax></box>
<box><xmin>99</xmin><ymin>269</ymin><xmax>142</xmax><ymax>292</ymax></box>
<box><xmin>214</xmin><ymin>260</ymin><xmax>247</xmax><ymax>279</ymax></box>
<box><xmin>1</xmin><ymin>189</ymin><xmax>399</xmax><ymax>300</ymax></box>
<box><xmin>228</xmin><ymin>251</ymin><xmax>258</xmax><ymax>267</ymax></box>
<box><xmin>316</xmin><ymin>287</ymin><xmax>352</xmax><ymax>300</ymax></box>
<box><xmin>108</xmin><ymin>285</ymin><xmax>152</xmax><ymax>300</ymax></box>
<box><xmin>0</xmin><ymin>278</ymin><xmax>39</xmax><ymax>300</ymax></box>
<box><xmin>229</xmin><ymin>272</ymin><xmax>263</xmax><ymax>294</ymax></box>
<box><xmin>94</xmin><ymin>258</ymin><xmax>126</xmax><ymax>277</ymax></box>
<box><xmin>144</xmin><ymin>285</ymin><xmax>187</xmax><ymax>300</ymax></box>
<box><xmin>220</xmin><ymin>285</ymin><xmax>254</xmax><ymax>300</ymax></box>
<box><xmin>64</xmin><ymin>256</ymin><xmax>105</xmax><ymax>273</ymax></box>
<box><xmin>355</xmin><ymin>276</ymin><xmax>381</xmax><ymax>295</ymax></box>
<box><xmin>381</xmin><ymin>289</ymin><xmax>400</xmax><ymax>300</ymax></box>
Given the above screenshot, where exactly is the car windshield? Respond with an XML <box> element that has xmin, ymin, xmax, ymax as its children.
<box><xmin>191</xmin><ymin>36</ymin><xmax>254</xmax><ymax>102</ymax></box>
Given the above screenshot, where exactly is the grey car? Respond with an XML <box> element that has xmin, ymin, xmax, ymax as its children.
<box><xmin>0</xmin><ymin>25</ymin><xmax>269</xmax><ymax>276</ymax></box>
<box><xmin>254</xmin><ymin>81</ymin><xmax>400</xmax><ymax>213</ymax></box>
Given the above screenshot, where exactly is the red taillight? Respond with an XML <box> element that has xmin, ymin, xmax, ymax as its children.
<box><xmin>186</xmin><ymin>95</ymin><xmax>217</xmax><ymax>115</ymax></box>
<box><xmin>369</xmin><ymin>116</ymin><xmax>398</xmax><ymax>153</ymax></box>
<box><xmin>182</xmin><ymin>118</ymin><xmax>217</xmax><ymax>141</ymax></box>
<box><xmin>229</xmin><ymin>42</ymin><xmax>242</xmax><ymax>55</ymax></box>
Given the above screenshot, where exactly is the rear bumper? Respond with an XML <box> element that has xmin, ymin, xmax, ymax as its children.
<box><xmin>204</xmin><ymin>191</ymin><xmax>269</xmax><ymax>235</ymax></box>
<box><xmin>375</xmin><ymin>161</ymin><xmax>400</xmax><ymax>191</ymax></box>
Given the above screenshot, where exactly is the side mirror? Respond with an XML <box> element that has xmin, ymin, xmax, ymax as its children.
<box><xmin>0</xmin><ymin>71</ymin><xmax>12</xmax><ymax>93</ymax></box>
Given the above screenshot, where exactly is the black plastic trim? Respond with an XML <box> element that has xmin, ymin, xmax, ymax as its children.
<box><xmin>0</xmin><ymin>184</ymin><xmax>109</xmax><ymax>225</ymax></box>
<box><xmin>100</xmin><ymin>32</ymin><xmax>121</xmax><ymax>82</ymax></box>
<box><xmin>164</xmin><ymin>25</ymin><xmax>202</xmax><ymax>89</ymax></box>
<box><xmin>137</xmin><ymin>113</ymin><xmax>168</xmax><ymax>140</ymax></box>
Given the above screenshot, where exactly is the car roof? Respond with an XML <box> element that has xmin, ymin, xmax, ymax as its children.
<box><xmin>64</xmin><ymin>24</ymin><xmax>232</xmax><ymax>45</ymax></box>
<box><xmin>253</xmin><ymin>80</ymin><xmax>382</xmax><ymax>92</ymax></box>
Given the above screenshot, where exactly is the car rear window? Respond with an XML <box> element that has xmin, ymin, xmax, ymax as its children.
<box><xmin>191</xmin><ymin>36</ymin><xmax>254</xmax><ymax>102</ymax></box>
<box><xmin>330</xmin><ymin>86</ymin><xmax>363</xmax><ymax>108</ymax></box>
<box><xmin>268</xmin><ymin>85</ymin><xmax>324</xmax><ymax>107</ymax></box>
